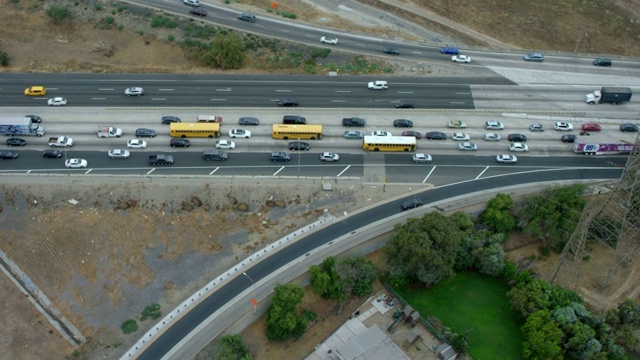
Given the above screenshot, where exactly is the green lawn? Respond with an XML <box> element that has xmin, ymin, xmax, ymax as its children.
<box><xmin>395</xmin><ymin>272</ymin><xmax>524</xmax><ymax>360</ymax></box>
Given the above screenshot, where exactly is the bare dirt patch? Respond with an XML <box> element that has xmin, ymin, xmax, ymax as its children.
<box><xmin>0</xmin><ymin>176</ymin><xmax>409</xmax><ymax>359</ymax></box>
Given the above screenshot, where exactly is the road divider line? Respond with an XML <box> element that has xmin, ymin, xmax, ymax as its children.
<box><xmin>275</xmin><ymin>90</ymin><xmax>291</xmax><ymax>92</ymax></box>
<box><xmin>91</xmin><ymin>98</ymin><xmax>107</xmax><ymax>100</ymax></box>
<box><xmin>209</xmin><ymin>99</ymin><xmax>227</xmax><ymax>101</ymax></box>
<box><xmin>150</xmin><ymin>98</ymin><xmax>167</xmax><ymax>101</ymax></box>
<box><xmin>158</xmin><ymin>89</ymin><xmax>175</xmax><ymax>91</ymax></box>
<box><xmin>336</xmin><ymin>165</ymin><xmax>351</xmax><ymax>177</ymax></box>
<box><xmin>423</xmin><ymin>166</ymin><xmax>436</xmax><ymax>183</ymax></box>
<box><xmin>273</xmin><ymin>166</ymin><xmax>285</xmax><ymax>176</ymax></box>
<box><xmin>146</xmin><ymin>169</ymin><xmax>155</xmax><ymax>175</ymax></box>
<box><xmin>476</xmin><ymin>166</ymin><xmax>490</xmax><ymax>179</ymax></box>
<box><xmin>209</xmin><ymin>168</ymin><xmax>220</xmax><ymax>175</ymax></box>
<box><xmin>98</xmin><ymin>88</ymin><xmax>114</xmax><ymax>91</ymax></box>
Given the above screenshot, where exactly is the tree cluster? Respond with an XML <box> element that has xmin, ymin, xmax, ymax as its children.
<box><xmin>513</xmin><ymin>184</ymin><xmax>586</xmax><ymax>252</ymax></box>
<box><xmin>265</xmin><ymin>284</ymin><xmax>314</xmax><ymax>342</ymax></box>
<box><xmin>385</xmin><ymin>211</ymin><xmax>508</xmax><ymax>286</ymax></box>
<box><xmin>508</xmin><ymin>271</ymin><xmax>639</xmax><ymax>359</ymax></box>
<box><xmin>309</xmin><ymin>256</ymin><xmax>377</xmax><ymax>303</ymax></box>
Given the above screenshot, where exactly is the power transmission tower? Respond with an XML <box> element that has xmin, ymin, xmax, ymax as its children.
<box><xmin>549</xmin><ymin>133</ymin><xmax>640</xmax><ymax>294</ymax></box>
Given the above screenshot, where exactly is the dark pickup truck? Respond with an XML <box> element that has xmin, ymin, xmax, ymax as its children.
<box><xmin>149</xmin><ymin>154</ymin><xmax>174</xmax><ymax>166</ymax></box>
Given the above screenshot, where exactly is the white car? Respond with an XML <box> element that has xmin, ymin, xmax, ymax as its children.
<box><xmin>509</xmin><ymin>143</ymin><xmax>529</xmax><ymax>152</ymax></box>
<box><xmin>320</xmin><ymin>152</ymin><xmax>340</xmax><ymax>162</ymax></box>
<box><xmin>451</xmin><ymin>55</ymin><xmax>471</xmax><ymax>63</ymax></box>
<box><xmin>458</xmin><ymin>142</ymin><xmax>478</xmax><ymax>151</ymax></box>
<box><xmin>229</xmin><ymin>128</ymin><xmax>251</xmax><ymax>138</ymax></box>
<box><xmin>496</xmin><ymin>154</ymin><xmax>518</xmax><ymax>164</ymax></box>
<box><xmin>108</xmin><ymin>149</ymin><xmax>130</xmax><ymax>159</ymax></box>
<box><xmin>215</xmin><ymin>140</ymin><xmax>236</xmax><ymax>149</ymax></box>
<box><xmin>65</xmin><ymin>158</ymin><xmax>88</xmax><ymax>168</ymax></box>
<box><xmin>367</xmin><ymin>80</ymin><xmax>388</xmax><ymax>90</ymax></box>
<box><xmin>124</xmin><ymin>87</ymin><xmax>144</xmax><ymax>96</ymax></box>
<box><xmin>529</xmin><ymin>123</ymin><xmax>545</xmax><ymax>132</ymax></box>
<box><xmin>483</xmin><ymin>133</ymin><xmax>501</xmax><ymax>141</ymax></box>
<box><xmin>47</xmin><ymin>97</ymin><xmax>67</xmax><ymax>106</ymax></box>
<box><xmin>554</xmin><ymin>122</ymin><xmax>574</xmax><ymax>131</ymax></box>
<box><xmin>127</xmin><ymin>139</ymin><xmax>147</xmax><ymax>149</ymax></box>
<box><xmin>320</xmin><ymin>36</ymin><xmax>338</xmax><ymax>45</ymax></box>
<box><xmin>371</xmin><ymin>130</ymin><xmax>392</xmax><ymax>137</ymax></box>
<box><xmin>412</xmin><ymin>153</ymin><xmax>432</xmax><ymax>163</ymax></box>
<box><xmin>451</xmin><ymin>133</ymin><xmax>470</xmax><ymax>141</ymax></box>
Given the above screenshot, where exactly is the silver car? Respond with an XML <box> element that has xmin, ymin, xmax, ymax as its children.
<box><xmin>458</xmin><ymin>142</ymin><xmax>478</xmax><ymax>151</ymax></box>
<box><xmin>496</xmin><ymin>154</ymin><xmax>517</xmax><ymax>164</ymax></box>
<box><xmin>529</xmin><ymin>123</ymin><xmax>545</xmax><ymax>132</ymax></box>
<box><xmin>344</xmin><ymin>130</ymin><xmax>364</xmax><ymax>139</ymax></box>
<box><xmin>108</xmin><ymin>149</ymin><xmax>131</xmax><ymax>159</ymax></box>
<box><xmin>483</xmin><ymin>133</ymin><xmax>501</xmax><ymax>141</ymax></box>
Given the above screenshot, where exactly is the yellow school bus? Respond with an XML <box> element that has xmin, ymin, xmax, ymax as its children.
<box><xmin>362</xmin><ymin>135</ymin><xmax>416</xmax><ymax>152</ymax></box>
<box><xmin>170</xmin><ymin>123</ymin><xmax>221</xmax><ymax>138</ymax></box>
<box><xmin>272</xmin><ymin>124</ymin><xmax>323</xmax><ymax>140</ymax></box>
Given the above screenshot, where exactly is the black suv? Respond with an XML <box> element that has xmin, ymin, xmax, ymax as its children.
<box><xmin>277</xmin><ymin>99</ymin><xmax>298</xmax><ymax>107</ymax></box>
<box><xmin>383</xmin><ymin>47</ymin><xmax>400</xmax><ymax>55</ymax></box>
<box><xmin>135</xmin><ymin>128</ymin><xmax>157</xmax><ymax>138</ymax></box>
<box><xmin>393</xmin><ymin>119</ymin><xmax>413</xmax><ymax>128</ymax></box>
<box><xmin>620</xmin><ymin>123</ymin><xmax>638</xmax><ymax>132</ymax></box>
<box><xmin>401</xmin><ymin>198</ymin><xmax>423</xmax><ymax>211</ymax></box>
<box><xmin>26</xmin><ymin>114</ymin><xmax>42</xmax><ymax>123</ymax></box>
<box><xmin>6</xmin><ymin>138</ymin><xmax>26</xmax><ymax>147</ymax></box>
<box><xmin>342</xmin><ymin>117</ymin><xmax>365</xmax><ymax>127</ymax></box>
<box><xmin>508</xmin><ymin>133</ymin><xmax>528</xmax><ymax>142</ymax></box>
<box><xmin>270</xmin><ymin>152</ymin><xmax>291</xmax><ymax>162</ymax></box>
<box><xmin>239</xmin><ymin>117</ymin><xmax>260</xmax><ymax>126</ymax></box>
<box><xmin>42</xmin><ymin>149</ymin><xmax>63</xmax><ymax>158</ymax></box>
<box><xmin>395</xmin><ymin>102</ymin><xmax>414</xmax><ymax>109</ymax></box>
<box><xmin>161</xmin><ymin>116</ymin><xmax>181</xmax><ymax>124</ymax></box>
<box><xmin>170</xmin><ymin>138</ymin><xmax>190</xmax><ymax>148</ymax></box>
<box><xmin>561</xmin><ymin>134</ymin><xmax>577</xmax><ymax>143</ymax></box>
<box><xmin>426</xmin><ymin>131</ymin><xmax>447</xmax><ymax>140</ymax></box>
<box><xmin>0</xmin><ymin>150</ymin><xmax>19</xmax><ymax>160</ymax></box>
<box><xmin>203</xmin><ymin>149</ymin><xmax>228</xmax><ymax>161</ymax></box>
<box><xmin>288</xmin><ymin>141</ymin><xmax>310</xmax><ymax>151</ymax></box>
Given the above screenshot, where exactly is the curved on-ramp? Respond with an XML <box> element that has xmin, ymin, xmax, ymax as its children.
<box><xmin>124</xmin><ymin>166</ymin><xmax>622</xmax><ymax>360</ymax></box>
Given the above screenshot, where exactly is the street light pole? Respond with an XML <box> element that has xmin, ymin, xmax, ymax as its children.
<box><xmin>242</xmin><ymin>272</ymin><xmax>258</xmax><ymax>314</ymax></box>
<box><xmin>297</xmin><ymin>137</ymin><xmax>301</xmax><ymax>186</ymax></box>
<box><xmin>242</xmin><ymin>272</ymin><xmax>255</xmax><ymax>286</ymax></box>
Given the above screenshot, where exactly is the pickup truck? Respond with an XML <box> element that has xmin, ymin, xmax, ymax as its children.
<box><xmin>149</xmin><ymin>154</ymin><xmax>174</xmax><ymax>166</ymax></box>
<box><xmin>97</xmin><ymin>127</ymin><xmax>123</xmax><ymax>138</ymax></box>
<box><xmin>48</xmin><ymin>136</ymin><xmax>74</xmax><ymax>147</ymax></box>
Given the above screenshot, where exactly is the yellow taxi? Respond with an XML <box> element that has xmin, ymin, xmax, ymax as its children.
<box><xmin>24</xmin><ymin>86</ymin><xmax>46</xmax><ymax>96</ymax></box>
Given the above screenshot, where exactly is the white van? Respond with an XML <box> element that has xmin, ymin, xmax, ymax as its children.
<box><xmin>183</xmin><ymin>0</ymin><xmax>200</xmax><ymax>7</ymax></box>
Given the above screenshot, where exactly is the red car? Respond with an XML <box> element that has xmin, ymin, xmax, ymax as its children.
<box><xmin>190</xmin><ymin>9</ymin><xmax>207</xmax><ymax>16</ymax></box>
<box><xmin>581</xmin><ymin>122</ymin><xmax>601</xmax><ymax>132</ymax></box>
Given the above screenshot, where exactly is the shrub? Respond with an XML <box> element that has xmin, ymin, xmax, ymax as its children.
<box><xmin>281</xmin><ymin>12</ymin><xmax>297</xmax><ymax>19</ymax></box>
<box><xmin>0</xmin><ymin>52</ymin><xmax>10</xmax><ymax>66</ymax></box>
<box><xmin>46</xmin><ymin>6</ymin><xmax>74</xmax><ymax>24</ymax></box>
<box><xmin>121</xmin><ymin>319</ymin><xmax>138</xmax><ymax>334</ymax></box>
<box><xmin>168</xmin><ymin>34</ymin><xmax>175</xmax><ymax>42</ymax></box>
<box><xmin>140</xmin><ymin>303</ymin><xmax>162</xmax><ymax>321</ymax></box>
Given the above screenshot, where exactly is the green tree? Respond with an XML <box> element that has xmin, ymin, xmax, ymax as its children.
<box><xmin>521</xmin><ymin>310</ymin><xmax>564</xmax><ymax>360</ymax></box>
<box><xmin>450</xmin><ymin>211</ymin><xmax>475</xmax><ymax>234</ymax></box>
<box><xmin>384</xmin><ymin>212</ymin><xmax>462</xmax><ymax>285</ymax></box>
<box><xmin>514</xmin><ymin>184</ymin><xmax>586</xmax><ymax>252</ymax></box>
<box><xmin>205</xmin><ymin>33</ymin><xmax>245</xmax><ymax>69</ymax></box>
<box><xmin>480</xmin><ymin>193</ymin><xmax>516</xmax><ymax>235</ymax></box>
<box><xmin>455</xmin><ymin>231</ymin><xmax>505</xmax><ymax>276</ymax></box>
<box><xmin>265</xmin><ymin>284</ymin><xmax>307</xmax><ymax>341</ymax></box>
<box><xmin>309</xmin><ymin>256</ymin><xmax>377</xmax><ymax>301</ymax></box>
<box><xmin>213</xmin><ymin>334</ymin><xmax>252</xmax><ymax>360</ymax></box>
<box><xmin>564</xmin><ymin>321</ymin><xmax>598</xmax><ymax>359</ymax></box>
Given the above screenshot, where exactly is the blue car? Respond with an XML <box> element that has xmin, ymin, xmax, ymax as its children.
<box><xmin>440</xmin><ymin>47</ymin><xmax>459</xmax><ymax>55</ymax></box>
